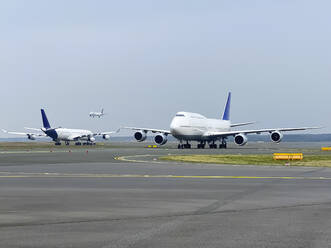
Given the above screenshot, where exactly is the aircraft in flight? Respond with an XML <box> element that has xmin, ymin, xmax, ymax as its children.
<box><xmin>89</xmin><ymin>108</ymin><xmax>105</xmax><ymax>118</ymax></box>
<box><xmin>2</xmin><ymin>109</ymin><xmax>118</xmax><ymax>145</ymax></box>
<box><xmin>124</xmin><ymin>92</ymin><xmax>320</xmax><ymax>149</ymax></box>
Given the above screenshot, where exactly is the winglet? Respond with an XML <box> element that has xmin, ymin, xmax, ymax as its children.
<box><xmin>41</xmin><ymin>109</ymin><xmax>51</xmax><ymax>129</ymax></box>
<box><xmin>222</xmin><ymin>92</ymin><xmax>231</xmax><ymax>121</ymax></box>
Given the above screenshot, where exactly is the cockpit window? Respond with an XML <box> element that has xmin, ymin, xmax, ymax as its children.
<box><xmin>175</xmin><ymin>114</ymin><xmax>185</xmax><ymax>117</ymax></box>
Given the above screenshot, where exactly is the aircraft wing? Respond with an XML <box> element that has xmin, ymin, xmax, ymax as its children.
<box><xmin>123</xmin><ymin>127</ymin><xmax>171</xmax><ymax>135</ymax></box>
<box><xmin>93</xmin><ymin>128</ymin><xmax>120</xmax><ymax>136</ymax></box>
<box><xmin>67</xmin><ymin>135</ymin><xmax>87</xmax><ymax>141</ymax></box>
<box><xmin>203</xmin><ymin>127</ymin><xmax>321</xmax><ymax>138</ymax></box>
<box><xmin>24</xmin><ymin>127</ymin><xmax>42</xmax><ymax>132</ymax></box>
<box><xmin>2</xmin><ymin>129</ymin><xmax>46</xmax><ymax>137</ymax></box>
<box><xmin>230</xmin><ymin>122</ymin><xmax>255</xmax><ymax>128</ymax></box>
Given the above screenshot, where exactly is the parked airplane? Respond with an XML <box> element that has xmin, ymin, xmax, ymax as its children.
<box><xmin>89</xmin><ymin>108</ymin><xmax>105</xmax><ymax>118</ymax></box>
<box><xmin>124</xmin><ymin>92</ymin><xmax>320</xmax><ymax>149</ymax></box>
<box><xmin>2</xmin><ymin>109</ymin><xmax>118</xmax><ymax>145</ymax></box>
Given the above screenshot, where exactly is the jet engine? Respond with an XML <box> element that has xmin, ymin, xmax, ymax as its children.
<box><xmin>134</xmin><ymin>131</ymin><xmax>147</xmax><ymax>142</ymax></box>
<box><xmin>154</xmin><ymin>134</ymin><xmax>168</xmax><ymax>145</ymax></box>
<box><xmin>27</xmin><ymin>134</ymin><xmax>36</xmax><ymax>140</ymax></box>
<box><xmin>89</xmin><ymin>136</ymin><xmax>96</xmax><ymax>142</ymax></box>
<box><xmin>234</xmin><ymin>133</ymin><xmax>248</xmax><ymax>146</ymax></box>
<box><xmin>103</xmin><ymin>134</ymin><xmax>110</xmax><ymax>140</ymax></box>
<box><xmin>270</xmin><ymin>131</ymin><xmax>283</xmax><ymax>143</ymax></box>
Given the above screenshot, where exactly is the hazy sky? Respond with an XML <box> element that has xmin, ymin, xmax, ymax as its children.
<box><xmin>0</xmin><ymin>0</ymin><xmax>330</xmax><ymax>137</ymax></box>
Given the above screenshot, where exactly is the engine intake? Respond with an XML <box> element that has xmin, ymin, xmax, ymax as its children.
<box><xmin>154</xmin><ymin>134</ymin><xmax>168</xmax><ymax>145</ymax></box>
<box><xmin>103</xmin><ymin>134</ymin><xmax>110</xmax><ymax>140</ymax></box>
<box><xmin>234</xmin><ymin>134</ymin><xmax>248</xmax><ymax>146</ymax></box>
<box><xmin>134</xmin><ymin>131</ymin><xmax>147</xmax><ymax>142</ymax></box>
<box><xmin>89</xmin><ymin>136</ymin><xmax>96</xmax><ymax>142</ymax></box>
<box><xmin>27</xmin><ymin>134</ymin><xmax>36</xmax><ymax>140</ymax></box>
<box><xmin>270</xmin><ymin>131</ymin><xmax>283</xmax><ymax>143</ymax></box>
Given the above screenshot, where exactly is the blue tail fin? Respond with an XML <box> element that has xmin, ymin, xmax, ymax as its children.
<box><xmin>222</xmin><ymin>92</ymin><xmax>231</xmax><ymax>121</ymax></box>
<box><xmin>41</xmin><ymin>109</ymin><xmax>51</xmax><ymax>129</ymax></box>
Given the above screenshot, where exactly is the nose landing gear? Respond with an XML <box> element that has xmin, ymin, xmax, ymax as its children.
<box><xmin>178</xmin><ymin>141</ymin><xmax>191</xmax><ymax>149</ymax></box>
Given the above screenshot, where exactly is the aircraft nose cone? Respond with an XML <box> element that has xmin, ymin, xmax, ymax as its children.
<box><xmin>170</xmin><ymin>119</ymin><xmax>180</xmax><ymax>135</ymax></box>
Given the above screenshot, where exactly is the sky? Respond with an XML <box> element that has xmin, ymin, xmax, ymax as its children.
<box><xmin>0</xmin><ymin>0</ymin><xmax>330</xmax><ymax>137</ymax></box>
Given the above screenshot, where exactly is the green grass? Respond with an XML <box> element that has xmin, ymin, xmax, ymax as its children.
<box><xmin>159</xmin><ymin>154</ymin><xmax>331</xmax><ymax>167</ymax></box>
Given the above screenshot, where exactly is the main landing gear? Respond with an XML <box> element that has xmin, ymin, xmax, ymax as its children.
<box><xmin>177</xmin><ymin>139</ymin><xmax>227</xmax><ymax>149</ymax></box>
<box><xmin>82</xmin><ymin>142</ymin><xmax>96</xmax><ymax>146</ymax></box>
<box><xmin>209</xmin><ymin>138</ymin><xmax>227</xmax><ymax>149</ymax></box>
<box><xmin>209</xmin><ymin>141</ymin><xmax>217</xmax><ymax>149</ymax></box>
<box><xmin>219</xmin><ymin>138</ymin><xmax>227</xmax><ymax>149</ymax></box>
<box><xmin>197</xmin><ymin>142</ymin><xmax>206</xmax><ymax>149</ymax></box>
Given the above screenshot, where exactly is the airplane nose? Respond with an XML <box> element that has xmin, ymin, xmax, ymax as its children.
<box><xmin>170</xmin><ymin>119</ymin><xmax>180</xmax><ymax>134</ymax></box>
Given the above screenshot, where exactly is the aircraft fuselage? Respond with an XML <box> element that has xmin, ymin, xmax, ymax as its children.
<box><xmin>170</xmin><ymin>112</ymin><xmax>230</xmax><ymax>141</ymax></box>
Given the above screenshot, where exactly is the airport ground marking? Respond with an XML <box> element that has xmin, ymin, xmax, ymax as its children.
<box><xmin>0</xmin><ymin>171</ymin><xmax>330</xmax><ymax>180</ymax></box>
<box><xmin>0</xmin><ymin>150</ymin><xmax>77</xmax><ymax>154</ymax></box>
<box><xmin>115</xmin><ymin>154</ymin><xmax>165</xmax><ymax>164</ymax></box>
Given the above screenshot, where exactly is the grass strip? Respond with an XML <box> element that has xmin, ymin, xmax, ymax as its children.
<box><xmin>159</xmin><ymin>154</ymin><xmax>331</xmax><ymax>167</ymax></box>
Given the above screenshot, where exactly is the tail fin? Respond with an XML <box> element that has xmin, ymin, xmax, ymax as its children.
<box><xmin>222</xmin><ymin>92</ymin><xmax>231</xmax><ymax>121</ymax></box>
<box><xmin>101</xmin><ymin>108</ymin><xmax>104</xmax><ymax>114</ymax></box>
<box><xmin>41</xmin><ymin>109</ymin><xmax>51</xmax><ymax>129</ymax></box>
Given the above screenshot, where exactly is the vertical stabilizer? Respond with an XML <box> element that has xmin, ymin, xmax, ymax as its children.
<box><xmin>101</xmin><ymin>108</ymin><xmax>104</xmax><ymax>114</ymax></box>
<box><xmin>222</xmin><ymin>92</ymin><xmax>231</xmax><ymax>121</ymax></box>
<box><xmin>41</xmin><ymin>109</ymin><xmax>51</xmax><ymax>129</ymax></box>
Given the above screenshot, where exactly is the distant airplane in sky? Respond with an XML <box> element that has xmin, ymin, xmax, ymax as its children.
<box><xmin>89</xmin><ymin>108</ymin><xmax>105</xmax><ymax>118</ymax></box>
<box><xmin>2</xmin><ymin>109</ymin><xmax>118</xmax><ymax>145</ymax></box>
<box><xmin>125</xmin><ymin>92</ymin><xmax>320</xmax><ymax>149</ymax></box>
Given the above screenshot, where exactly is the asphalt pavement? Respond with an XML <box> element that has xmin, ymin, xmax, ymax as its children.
<box><xmin>0</xmin><ymin>143</ymin><xmax>331</xmax><ymax>247</ymax></box>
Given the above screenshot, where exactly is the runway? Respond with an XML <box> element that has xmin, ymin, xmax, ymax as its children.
<box><xmin>1</xmin><ymin>144</ymin><xmax>331</xmax><ymax>247</ymax></box>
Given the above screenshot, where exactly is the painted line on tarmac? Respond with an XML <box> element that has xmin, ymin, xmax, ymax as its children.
<box><xmin>0</xmin><ymin>171</ymin><xmax>330</xmax><ymax>180</ymax></box>
<box><xmin>0</xmin><ymin>151</ymin><xmax>54</xmax><ymax>154</ymax></box>
<box><xmin>0</xmin><ymin>150</ymin><xmax>77</xmax><ymax>154</ymax></box>
<box><xmin>115</xmin><ymin>154</ymin><xmax>164</xmax><ymax>164</ymax></box>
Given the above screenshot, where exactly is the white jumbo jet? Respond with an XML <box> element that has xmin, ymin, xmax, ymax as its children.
<box><xmin>125</xmin><ymin>92</ymin><xmax>320</xmax><ymax>149</ymax></box>
<box><xmin>2</xmin><ymin>109</ymin><xmax>118</xmax><ymax>145</ymax></box>
<box><xmin>89</xmin><ymin>108</ymin><xmax>105</xmax><ymax>118</ymax></box>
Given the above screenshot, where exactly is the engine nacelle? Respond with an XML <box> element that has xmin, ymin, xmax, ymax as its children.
<box><xmin>234</xmin><ymin>133</ymin><xmax>248</xmax><ymax>146</ymax></box>
<box><xmin>27</xmin><ymin>134</ymin><xmax>36</xmax><ymax>140</ymax></box>
<box><xmin>270</xmin><ymin>131</ymin><xmax>283</xmax><ymax>143</ymax></box>
<box><xmin>89</xmin><ymin>136</ymin><xmax>96</xmax><ymax>142</ymax></box>
<box><xmin>103</xmin><ymin>134</ymin><xmax>110</xmax><ymax>140</ymax></box>
<box><xmin>134</xmin><ymin>131</ymin><xmax>147</xmax><ymax>142</ymax></box>
<box><xmin>154</xmin><ymin>134</ymin><xmax>168</xmax><ymax>145</ymax></box>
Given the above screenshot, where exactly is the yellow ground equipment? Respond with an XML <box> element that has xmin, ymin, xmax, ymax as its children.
<box><xmin>321</xmin><ymin>147</ymin><xmax>331</xmax><ymax>151</ymax></box>
<box><xmin>273</xmin><ymin>153</ymin><xmax>303</xmax><ymax>160</ymax></box>
<box><xmin>146</xmin><ymin>145</ymin><xmax>158</xmax><ymax>148</ymax></box>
